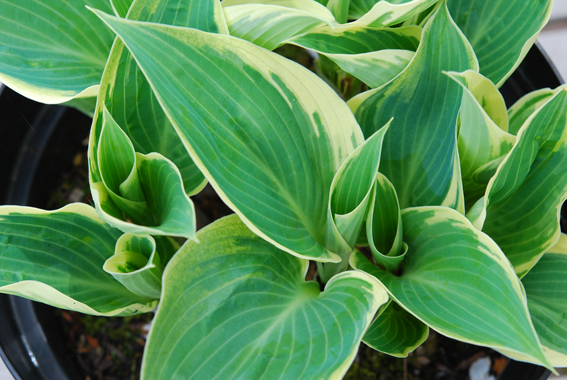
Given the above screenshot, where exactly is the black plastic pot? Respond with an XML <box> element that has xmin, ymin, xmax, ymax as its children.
<box><xmin>0</xmin><ymin>43</ymin><xmax>564</xmax><ymax>380</ymax></box>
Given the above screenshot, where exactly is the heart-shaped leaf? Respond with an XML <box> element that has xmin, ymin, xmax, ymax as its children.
<box><xmin>142</xmin><ymin>215</ymin><xmax>388</xmax><ymax>379</ymax></box>
<box><xmin>351</xmin><ymin>206</ymin><xmax>552</xmax><ymax>369</ymax></box>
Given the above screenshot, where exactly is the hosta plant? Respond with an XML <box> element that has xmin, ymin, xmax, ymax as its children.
<box><xmin>0</xmin><ymin>0</ymin><xmax>566</xmax><ymax>378</ymax></box>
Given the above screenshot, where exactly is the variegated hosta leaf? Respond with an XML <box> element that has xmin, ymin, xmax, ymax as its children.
<box><xmin>351</xmin><ymin>206</ymin><xmax>552</xmax><ymax>369</ymax></box>
<box><xmin>348</xmin><ymin>2</ymin><xmax>477</xmax><ymax>211</ymax></box>
<box><xmin>142</xmin><ymin>215</ymin><xmax>388</xmax><ymax>380</ymax></box>
<box><xmin>0</xmin><ymin>0</ymin><xmax>115</xmax><ymax>104</ymax></box>
<box><xmin>288</xmin><ymin>25</ymin><xmax>421</xmax><ymax>88</ymax></box>
<box><xmin>319</xmin><ymin>123</ymin><xmax>390</xmax><ymax>282</ymax></box>
<box><xmin>92</xmin><ymin>10</ymin><xmax>365</xmax><ymax>262</ymax></box>
<box><xmin>94</xmin><ymin>108</ymin><xmax>197</xmax><ymax>239</ymax></box>
<box><xmin>0</xmin><ymin>204</ymin><xmax>155</xmax><ymax>316</ymax></box>
<box><xmin>326</xmin><ymin>0</ymin><xmax>350</xmax><ymax>23</ymax></box>
<box><xmin>363</xmin><ymin>300</ymin><xmax>428</xmax><ymax>357</ymax></box>
<box><xmin>447</xmin><ymin>0</ymin><xmax>553</xmax><ymax>87</ymax></box>
<box><xmin>223</xmin><ymin>2</ymin><xmax>333</xmax><ymax>50</ymax></box>
<box><xmin>523</xmin><ymin>234</ymin><xmax>567</xmax><ymax>367</ymax></box>
<box><xmin>88</xmin><ymin>0</ymin><xmax>230</xmax><ymax>197</ymax></box>
<box><xmin>348</xmin><ymin>0</ymin><xmax>438</xmax><ymax>28</ymax></box>
<box><xmin>111</xmin><ymin>0</ymin><xmax>134</xmax><ymax>17</ymax></box>
<box><xmin>103</xmin><ymin>234</ymin><xmax>162</xmax><ymax>300</ymax></box>
<box><xmin>468</xmin><ymin>88</ymin><xmax>567</xmax><ymax>277</ymax></box>
<box><xmin>366</xmin><ymin>173</ymin><xmax>406</xmax><ymax>271</ymax></box>
<box><xmin>508</xmin><ymin>85</ymin><xmax>567</xmax><ymax>136</ymax></box>
<box><xmin>446</xmin><ymin>70</ymin><xmax>516</xmax><ymax>206</ymax></box>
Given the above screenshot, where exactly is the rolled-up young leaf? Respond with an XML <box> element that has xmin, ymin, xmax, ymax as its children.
<box><xmin>103</xmin><ymin>234</ymin><xmax>162</xmax><ymax>300</ymax></box>
<box><xmin>142</xmin><ymin>215</ymin><xmax>388</xmax><ymax>380</ymax></box>
<box><xmin>94</xmin><ymin>108</ymin><xmax>197</xmax><ymax>239</ymax></box>
<box><xmin>0</xmin><ymin>203</ymin><xmax>155</xmax><ymax>316</ymax></box>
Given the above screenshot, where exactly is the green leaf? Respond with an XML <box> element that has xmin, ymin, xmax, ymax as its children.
<box><xmin>103</xmin><ymin>234</ymin><xmax>162</xmax><ymax>300</ymax></box>
<box><xmin>328</xmin><ymin>122</ymin><xmax>390</xmax><ymax>251</ymax></box>
<box><xmin>0</xmin><ymin>0</ymin><xmax>115</xmax><ymax>104</ymax></box>
<box><xmin>363</xmin><ymin>300</ymin><xmax>428</xmax><ymax>357</ymax></box>
<box><xmin>447</xmin><ymin>0</ymin><xmax>553</xmax><ymax>87</ymax></box>
<box><xmin>366</xmin><ymin>173</ymin><xmax>406</xmax><ymax>271</ymax></box>
<box><xmin>327</xmin><ymin>0</ymin><xmax>350</xmax><ymax>23</ymax></box>
<box><xmin>0</xmin><ymin>204</ymin><xmax>155</xmax><ymax>316</ymax></box>
<box><xmin>91</xmin><ymin>9</ymin><xmax>365</xmax><ymax>262</ymax></box>
<box><xmin>351</xmin><ymin>206</ymin><xmax>552</xmax><ymax>369</ymax></box>
<box><xmin>348</xmin><ymin>0</ymin><xmax>438</xmax><ymax>27</ymax></box>
<box><xmin>142</xmin><ymin>215</ymin><xmax>388</xmax><ymax>380</ymax></box>
<box><xmin>111</xmin><ymin>0</ymin><xmax>134</xmax><ymax>17</ymax></box>
<box><xmin>348</xmin><ymin>2</ymin><xmax>477</xmax><ymax>211</ymax></box>
<box><xmin>523</xmin><ymin>234</ymin><xmax>567</xmax><ymax>367</ymax></box>
<box><xmin>88</xmin><ymin>0</ymin><xmax>230</xmax><ymax>196</ymax></box>
<box><xmin>445</xmin><ymin>70</ymin><xmax>515</xmax><ymax>206</ymax></box>
<box><xmin>468</xmin><ymin>88</ymin><xmax>567</xmax><ymax>277</ymax></box>
<box><xmin>319</xmin><ymin>123</ymin><xmax>390</xmax><ymax>282</ymax></box>
<box><xmin>288</xmin><ymin>25</ymin><xmax>420</xmax><ymax>88</ymax></box>
<box><xmin>94</xmin><ymin>107</ymin><xmax>197</xmax><ymax>239</ymax></box>
<box><xmin>223</xmin><ymin>2</ymin><xmax>333</xmax><ymax>50</ymax></box>
<box><xmin>508</xmin><ymin>85</ymin><xmax>567</xmax><ymax>136</ymax></box>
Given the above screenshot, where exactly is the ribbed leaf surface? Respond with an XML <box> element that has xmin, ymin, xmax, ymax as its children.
<box><xmin>142</xmin><ymin>215</ymin><xmax>388</xmax><ymax>380</ymax></box>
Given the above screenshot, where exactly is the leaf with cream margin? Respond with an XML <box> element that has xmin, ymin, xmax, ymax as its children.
<box><xmin>288</xmin><ymin>25</ymin><xmax>420</xmax><ymax>88</ymax></box>
<box><xmin>0</xmin><ymin>203</ymin><xmax>155</xmax><ymax>316</ymax></box>
<box><xmin>348</xmin><ymin>2</ymin><xmax>477</xmax><ymax>211</ymax></box>
<box><xmin>366</xmin><ymin>173</ymin><xmax>406</xmax><ymax>271</ymax></box>
<box><xmin>522</xmin><ymin>234</ymin><xmax>567</xmax><ymax>367</ymax></box>
<box><xmin>445</xmin><ymin>70</ymin><xmax>516</xmax><ymax>206</ymax></box>
<box><xmin>363</xmin><ymin>300</ymin><xmax>428</xmax><ymax>357</ymax></box>
<box><xmin>467</xmin><ymin>88</ymin><xmax>567</xmax><ymax>277</ymax></box>
<box><xmin>111</xmin><ymin>0</ymin><xmax>134</xmax><ymax>17</ymax></box>
<box><xmin>104</xmin><ymin>234</ymin><xmax>163</xmax><ymax>300</ymax></box>
<box><xmin>508</xmin><ymin>85</ymin><xmax>567</xmax><ymax>136</ymax></box>
<box><xmin>94</xmin><ymin>108</ymin><xmax>197</xmax><ymax>239</ymax></box>
<box><xmin>0</xmin><ymin>0</ymin><xmax>115</xmax><ymax>104</ymax></box>
<box><xmin>222</xmin><ymin>2</ymin><xmax>333</xmax><ymax>50</ymax></box>
<box><xmin>141</xmin><ymin>215</ymin><xmax>388</xmax><ymax>380</ymax></box>
<box><xmin>318</xmin><ymin>122</ymin><xmax>390</xmax><ymax>282</ymax></box>
<box><xmin>88</xmin><ymin>0</ymin><xmax>230</xmax><ymax>196</ymax></box>
<box><xmin>90</xmin><ymin>9</ymin><xmax>365</xmax><ymax>262</ymax></box>
<box><xmin>351</xmin><ymin>206</ymin><xmax>553</xmax><ymax>369</ymax></box>
<box><xmin>447</xmin><ymin>0</ymin><xmax>552</xmax><ymax>87</ymax></box>
<box><xmin>347</xmin><ymin>0</ymin><xmax>438</xmax><ymax>28</ymax></box>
